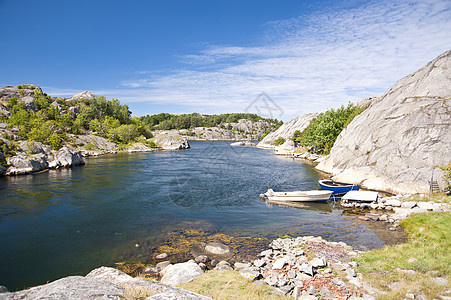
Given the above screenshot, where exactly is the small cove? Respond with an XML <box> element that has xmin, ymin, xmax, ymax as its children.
<box><xmin>0</xmin><ymin>141</ymin><xmax>405</xmax><ymax>291</ymax></box>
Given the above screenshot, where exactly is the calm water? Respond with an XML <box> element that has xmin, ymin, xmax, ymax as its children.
<box><xmin>0</xmin><ymin>141</ymin><xmax>400</xmax><ymax>290</ymax></box>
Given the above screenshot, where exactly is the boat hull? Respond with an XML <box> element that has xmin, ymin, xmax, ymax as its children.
<box><xmin>266</xmin><ymin>190</ymin><xmax>333</xmax><ymax>202</ymax></box>
<box><xmin>318</xmin><ymin>180</ymin><xmax>359</xmax><ymax>194</ymax></box>
<box><xmin>342</xmin><ymin>190</ymin><xmax>378</xmax><ymax>202</ymax></box>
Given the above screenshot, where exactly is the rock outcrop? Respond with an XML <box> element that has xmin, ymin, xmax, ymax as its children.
<box><xmin>174</xmin><ymin>119</ymin><xmax>277</xmax><ymax>141</ymax></box>
<box><xmin>316</xmin><ymin>49</ymin><xmax>451</xmax><ymax>194</ymax></box>
<box><xmin>257</xmin><ymin>113</ymin><xmax>317</xmax><ymax>149</ymax></box>
<box><xmin>0</xmin><ymin>267</ymin><xmax>211</xmax><ymax>300</ymax></box>
<box><xmin>153</xmin><ymin>135</ymin><xmax>190</xmax><ymax>150</ymax></box>
<box><xmin>5</xmin><ymin>146</ymin><xmax>85</xmax><ymax>175</ymax></box>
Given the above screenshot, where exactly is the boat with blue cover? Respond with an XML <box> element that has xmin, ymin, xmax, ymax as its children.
<box><xmin>318</xmin><ymin>180</ymin><xmax>359</xmax><ymax>194</ymax></box>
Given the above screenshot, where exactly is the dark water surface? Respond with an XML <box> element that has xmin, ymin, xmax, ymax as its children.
<box><xmin>0</xmin><ymin>141</ymin><xmax>402</xmax><ymax>290</ymax></box>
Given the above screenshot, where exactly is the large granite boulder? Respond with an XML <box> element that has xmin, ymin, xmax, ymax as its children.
<box><xmin>0</xmin><ymin>276</ymin><xmax>125</xmax><ymax>299</ymax></box>
<box><xmin>257</xmin><ymin>113</ymin><xmax>317</xmax><ymax>149</ymax></box>
<box><xmin>316</xmin><ymin>49</ymin><xmax>451</xmax><ymax>194</ymax></box>
<box><xmin>160</xmin><ymin>260</ymin><xmax>204</xmax><ymax>286</ymax></box>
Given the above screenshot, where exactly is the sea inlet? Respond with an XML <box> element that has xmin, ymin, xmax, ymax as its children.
<box><xmin>0</xmin><ymin>141</ymin><xmax>405</xmax><ymax>290</ymax></box>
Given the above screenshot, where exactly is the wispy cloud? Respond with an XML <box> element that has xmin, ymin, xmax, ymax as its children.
<box><xmin>54</xmin><ymin>0</ymin><xmax>451</xmax><ymax>120</ymax></box>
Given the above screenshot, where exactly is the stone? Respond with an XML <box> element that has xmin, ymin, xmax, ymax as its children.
<box><xmin>306</xmin><ymin>285</ymin><xmax>318</xmax><ymax>295</ymax></box>
<box><xmin>310</xmin><ymin>257</ymin><xmax>327</xmax><ymax>268</ymax></box>
<box><xmin>160</xmin><ymin>260</ymin><xmax>204</xmax><ymax>286</ymax></box>
<box><xmin>433</xmin><ymin>277</ymin><xmax>449</xmax><ymax>285</ymax></box>
<box><xmin>385</xmin><ymin>199</ymin><xmax>402</xmax><ymax>207</ymax></box>
<box><xmin>253</xmin><ymin>258</ymin><xmax>266</xmax><ymax>268</ymax></box>
<box><xmin>239</xmin><ymin>267</ymin><xmax>261</xmax><ymax>280</ymax></box>
<box><xmin>346</xmin><ymin>268</ymin><xmax>357</xmax><ymax>277</ymax></box>
<box><xmin>417</xmin><ymin>202</ymin><xmax>435</xmax><ymax>211</ymax></box>
<box><xmin>299</xmin><ymin>263</ymin><xmax>314</xmax><ymax>276</ymax></box>
<box><xmin>405</xmin><ymin>293</ymin><xmax>415</xmax><ymax>299</ymax></box>
<box><xmin>204</xmin><ymin>242</ymin><xmax>231</xmax><ymax>256</ymax></box>
<box><xmin>349</xmin><ymin>261</ymin><xmax>358</xmax><ymax>268</ymax></box>
<box><xmin>210</xmin><ymin>260</ymin><xmax>219</xmax><ymax>268</ymax></box>
<box><xmin>276</xmin><ymin>285</ymin><xmax>293</xmax><ymax>295</ymax></box>
<box><xmin>316</xmin><ymin>49</ymin><xmax>451</xmax><ymax>195</ymax></box>
<box><xmin>0</xmin><ymin>286</ymin><xmax>8</xmax><ymax>293</ymax></box>
<box><xmin>194</xmin><ymin>255</ymin><xmax>210</xmax><ymax>264</ymax></box>
<box><xmin>320</xmin><ymin>286</ymin><xmax>336</xmax><ymax>299</ymax></box>
<box><xmin>214</xmin><ymin>261</ymin><xmax>233</xmax><ymax>271</ymax></box>
<box><xmin>198</xmin><ymin>263</ymin><xmax>207</xmax><ymax>271</ymax></box>
<box><xmin>260</xmin><ymin>249</ymin><xmax>273</xmax><ymax>257</ymax></box>
<box><xmin>19</xmin><ymin>96</ymin><xmax>37</xmax><ymax>112</ymax></box>
<box><xmin>287</xmin><ymin>269</ymin><xmax>297</xmax><ymax>279</ymax></box>
<box><xmin>156</xmin><ymin>253</ymin><xmax>168</xmax><ymax>260</ymax></box>
<box><xmin>264</xmin><ymin>274</ymin><xmax>278</xmax><ymax>286</ymax></box>
<box><xmin>156</xmin><ymin>261</ymin><xmax>172</xmax><ymax>272</ymax></box>
<box><xmin>379</xmin><ymin>214</ymin><xmax>388</xmax><ymax>221</ymax></box>
<box><xmin>299</xmin><ymin>293</ymin><xmax>319</xmax><ymax>300</ymax></box>
<box><xmin>234</xmin><ymin>262</ymin><xmax>251</xmax><ymax>270</ymax></box>
<box><xmin>365</xmin><ymin>213</ymin><xmax>380</xmax><ymax>221</ymax></box>
<box><xmin>272</xmin><ymin>257</ymin><xmax>287</xmax><ymax>270</ymax></box>
<box><xmin>401</xmin><ymin>201</ymin><xmax>417</xmax><ymax>209</ymax></box>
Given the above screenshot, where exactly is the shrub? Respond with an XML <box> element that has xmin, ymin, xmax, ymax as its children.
<box><xmin>273</xmin><ymin>137</ymin><xmax>286</xmax><ymax>146</ymax></box>
<box><xmin>439</xmin><ymin>162</ymin><xmax>451</xmax><ymax>191</ymax></box>
<box><xmin>296</xmin><ymin>103</ymin><xmax>368</xmax><ymax>154</ymax></box>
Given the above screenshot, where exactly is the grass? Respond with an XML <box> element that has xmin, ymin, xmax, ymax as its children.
<box><xmin>356</xmin><ymin>211</ymin><xmax>451</xmax><ymax>299</ymax></box>
<box><xmin>401</xmin><ymin>193</ymin><xmax>451</xmax><ymax>205</ymax></box>
<box><xmin>179</xmin><ymin>270</ymin><xmax>289</xmax><ymax>300</ymax></box>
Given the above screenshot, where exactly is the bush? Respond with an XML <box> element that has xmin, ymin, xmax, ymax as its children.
<box><xmin>146</xmin><ymin>140</ymin><xmax>158</xmax><ymax>148</ymax></box>
<box><xmin>296</xmin><ymin>103</ymin><xmax>368</xmax><ymax>154</ymax></box>
<box><xmin>439</xmin><ymin>162</ymin><xmax>451</xmax><ymax>191</ymax></box>
<box><xmin>273</xmin><ymin>137</ymin><xmax>286</xmax><ymax>146</ymax></box>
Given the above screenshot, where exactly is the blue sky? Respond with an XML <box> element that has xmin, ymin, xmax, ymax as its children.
<box><xmin>1</xmin><ymin>0</ymin><xmax>450</xmax><ymax>121</ymax></box>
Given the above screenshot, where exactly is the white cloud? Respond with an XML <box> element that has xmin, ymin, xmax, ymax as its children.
<box><xmin>54</xmin><ymin>0</ymin><xmax>451</xmax><ymax>121</ymax></box>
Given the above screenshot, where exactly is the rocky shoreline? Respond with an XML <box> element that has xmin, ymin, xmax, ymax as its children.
<box><xmin>0</xmin><ymin>236</ymin><xmax>378</xmax><ymax>300</ymax></box>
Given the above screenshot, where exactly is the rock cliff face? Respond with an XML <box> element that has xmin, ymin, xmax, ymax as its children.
<box><xmin>316</xmin><ymin>49</ymin><xmax>451</xmax><ymax>194</ymax></box>
<box><xmin>256</xmin><ymin>113</ymin><xmax>317</xmax><ymax>149</ymax></box>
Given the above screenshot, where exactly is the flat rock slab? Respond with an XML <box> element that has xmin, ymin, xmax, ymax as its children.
<box><xmin>0</xmin><ymin>276</ymin><xmax>125</xmax><ymax>300</ymax></box>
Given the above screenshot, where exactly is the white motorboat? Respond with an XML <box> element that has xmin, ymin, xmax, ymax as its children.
<box><xmin>262</xmin><ymin>189</ymin><xmax>333</xmax><ymax>202</ymax></box>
